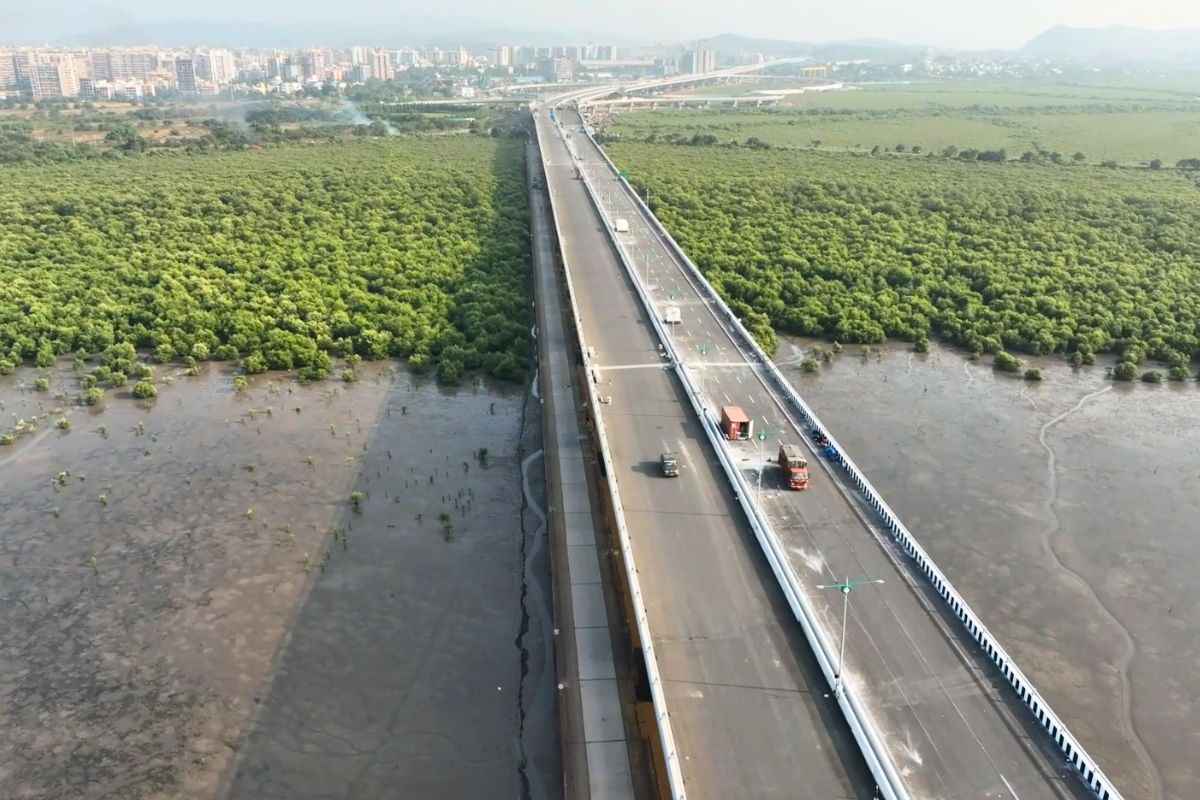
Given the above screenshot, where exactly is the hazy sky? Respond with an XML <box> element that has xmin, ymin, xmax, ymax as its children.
<box><xmin>3</xmin><ymin>0</ymin><xmax>1200</xmax><ymax>48</ymax></box>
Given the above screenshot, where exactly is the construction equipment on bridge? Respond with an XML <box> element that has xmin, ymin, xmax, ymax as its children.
<box><xmin>614</xmin><ymin>218</ymin><xmax>630</xmax><ymax>233</ymax></box>
<box><xmin>720</xmin><ymin>405</ymin><xmax>753</xmax><ymax>440</ymax></box>
<box><xmin>660</xmin><ymin>452</ymin><xmax>680</xmax><ymax>477</ymax></box>
<box><xmin>777</xmin><ymin>444</ymin><xmax>810</xmax><ymax>490</ymax></box>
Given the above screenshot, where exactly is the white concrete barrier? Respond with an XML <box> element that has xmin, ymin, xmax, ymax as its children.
<box><xmin>580</xmin><ymin>117</ymin><xmax>1125</xmax><ymax>800</ymax></box>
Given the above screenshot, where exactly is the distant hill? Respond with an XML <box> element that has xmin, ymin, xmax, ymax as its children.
<box><xmin>696</xmin><ymin>32</ymin><xmax>926</xmax><ymax>62</ymax></box>
<box><xmin>1022</xmin><ymin>25</ymin><xmax>1200</xmax><ymax>63</ymax></box>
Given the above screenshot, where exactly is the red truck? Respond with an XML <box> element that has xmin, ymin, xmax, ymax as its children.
<box><xmin>778</xmin><ymin>443</ymin><xmax>810</xmax><ymax>490</ymax></box>
<box><xmin>720</xmin><ymin>405</ymin><xmax>753</xmax><ymax>440</ymax></box>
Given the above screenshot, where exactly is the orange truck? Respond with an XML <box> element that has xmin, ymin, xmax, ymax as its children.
<box><xmin>778</xmin><ymin>443</ymin><xmax>810</xmax><ymax>490</ymax></box>
<box><xmin>720</xmin><ymin>405</ymin><xmax>753</xmax><ymax>440</ymax></box>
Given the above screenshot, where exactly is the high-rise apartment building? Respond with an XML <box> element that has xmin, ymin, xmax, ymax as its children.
<box><xmin>29</xmin><ymin>58</ymin><xmax>80</xmax><ymax>98</ymax></box>
<box><xmin>70</xmin><ymin>51</ymin><xmax>91</xmax><ymax>80</ymax></box>
<box><xmin>302</xmin><ymin>49</ymin><xmax>325</xmax><ymax>81</ymax></box>
<box><xmin>514</xmin><ymin>46</ymin><xmax>536</xmax><ymax>67</ymax></box>
<box><xmin>174</xmin><ymin>58</ymin><xmax>198</xmax><ymax>95</ymax></box>
<box><xmin>349</xmin><ymin>46</ymin><xmax>369</xmax><ymax>66</ymax></box>
<box><xmin>594</xmin><ymin>45</ymin><xmax>617</xmax><ymax>60</ymax></box>
<box><xmin>12</xmin><ymin>51</ymin><xmax>36</xmax><ymax>83</ymax></box>
<box><xmin>541</xmin><ymin>56</ymin><xmax>574</xmax><ymax>82</ymax></box>
<box><xmin>92</xmin><ymin>49</ymin><xmax>158</xmax><ymax>81</ymax></box>
<box><xmin>90</xmin><ymin>50</ymin><xmax>114</xmax><ymax>80</ymax></box>
<box><xmin>370</xmin><ymin>49</ymin><xmax>392</xmax><ymax>81</ymax></box>
<box><xmin>0</xmin><ymin>51</ymin><xmax>17</xmax><ymax>89</ymax></box>
<box><xmin>195</xmin><ymin>50</ymin><xmax>234</xmax><ymax>85</ymax></box>
<box><xmin>490</xmin><ymin>46</ymin><xmax>512</xmax><ymax>66</ymax></box>
<box><xmin>683</xmin><ymin>48</ymin><xmax>716</xmax><ymax>74</ymax></box>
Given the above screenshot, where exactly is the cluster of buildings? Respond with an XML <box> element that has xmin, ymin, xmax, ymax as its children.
<box><xmin>0</xmin><ymin>42</ymin><xmax>736</xmax><ymax>101</ymax></box>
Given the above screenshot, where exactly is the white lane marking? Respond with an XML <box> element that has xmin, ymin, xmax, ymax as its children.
<box><xmin>724</xmin><ymin>394</ymin><xmax>732</xmax><ymax>403</ymax></box>
<box><xmin>736</xmin><ymin>375</ymin><xmax>743</xmax><ymax>384</ymax></box>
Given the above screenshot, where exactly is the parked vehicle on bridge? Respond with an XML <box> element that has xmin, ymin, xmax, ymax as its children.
<box><xmin>663</xmin><ymin>306</ymin><xmax>682</xmax><ymax>325</ymax></box>
<box><xmin>614</xmin><ymin>218</ymin><xmax>630</xmax><ymax>233</ymax></box>
<box><xmin>720</xmin><ymin>405</ymin><xmax>753</xmax><ymax>440</ymax></box>
<box><xmin>777</xmin><ymin>444</ymin><xmax>810</xmax><ymax>490</ymax></box>
<box><xmin>660</xmin><ymin>452</ymin><xmax>680</xmax><ymax>477</ymax></box>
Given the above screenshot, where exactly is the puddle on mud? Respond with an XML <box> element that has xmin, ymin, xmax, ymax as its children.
<box><xmin>0</xmin><ymin>361</ymin><xmax>556</xmax><ymax>800</ymax></box>
<box><xmin>778</xmin><ymin>336</ymin><xmax>1199</xmax><ymax>800</ymax></box>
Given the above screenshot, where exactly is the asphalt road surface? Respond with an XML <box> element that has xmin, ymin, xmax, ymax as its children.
<box><xmin>551</xmin><ymin>106</ymin><xmax>1099</xmax><ymax>800</ymax></box>
<box><xmin>538</xmin><ymin>114</ymin><xmax>875</xmax><ymax>799</ymax></box>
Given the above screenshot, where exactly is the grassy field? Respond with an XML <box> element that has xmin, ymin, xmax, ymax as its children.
<box><xmin>682</xmin><ymin>77</ymin><xmax>1200</xmax><ymax>108</ymax></box>
<box><xmin>613</xmin><ymin>79</ymin><xmax>1200</xmax><ymax>163</ymax></box>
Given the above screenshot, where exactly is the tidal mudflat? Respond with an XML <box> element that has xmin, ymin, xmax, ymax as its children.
<box><xmin>779</xmin><ymin>338</ymin><xmax>1199</xmax><ymax>800</ymax></box>
<box><xmin>0</xmin><ymin>362</ymin><xmax>557</xmax><ymax>800</ymax></box>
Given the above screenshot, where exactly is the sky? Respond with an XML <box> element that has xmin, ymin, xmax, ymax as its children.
<box><xmin>2</xmin><ymin>0</ymin><xmax>1200</xmax><ymax>49</ymax></box>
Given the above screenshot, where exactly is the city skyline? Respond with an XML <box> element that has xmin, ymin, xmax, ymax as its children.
<box><xmin>3</xmin><ymin>1</ymin><xmax>1200</xmax><ymax>51</ymax></box>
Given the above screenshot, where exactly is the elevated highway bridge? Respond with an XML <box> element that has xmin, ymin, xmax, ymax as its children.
<box><xmin>532</xmin><ymin>78</ymin><xmax>1123</xmax><ymax>800</ymax></box>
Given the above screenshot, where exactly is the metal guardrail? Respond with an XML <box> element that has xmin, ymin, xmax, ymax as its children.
<box><xmin>562</xmin><ymin>128</ymin><xmax>906</xmax><ymax>800</ymax></box>
<box><xmin>578</xmin><ymin>116</ymin><xmax>1126</xmax><ymax>800</ymax></box>
<box><xmin>533</xmin><ymin>115</ymin><xmax>688</xmax><ymax>800</ymax></box>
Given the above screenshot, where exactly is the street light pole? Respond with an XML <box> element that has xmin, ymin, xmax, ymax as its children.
<box><xmin>756</xmin><ymin>430</ymin><xmax>766</xmax><ymax>504</ymax></box>
<box><xmin>815</xmin><ymin>576</ymin><xmax>885</xmax><ymax>697</ymax></box>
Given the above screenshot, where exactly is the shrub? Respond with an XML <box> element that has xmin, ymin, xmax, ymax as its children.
<box><xmin>34</xmin><ymin>377</ymin><xmax>49</xmax><ymax>391</ymax></box>
<box><xmin>800</xmin><ymin>357</ymin><xmax>820</xmax><ymax>373</ymax></box>
<box><xmin>1168</xmin><ymin>365</ymin><xmax>1189</xmax><ymax>381</ymax></box>
<box><xmin>993</xmin><ymin>351</ymin><xmax>1023</xmax><ymax>372</ymax></box>
<box><xmin>242</xmin><ymin>352</ymin><xmax>268</xmax><ymax>374</ymax></box>
<box><xmin>132</xmin><ymin>380</ymin><xmax>157</xmax><ymax>398</ymax></box>
<box><xmin>232</xmin><ymin>375</ymin><xmax>248</xmax><ymax>392</ymax></box>
<box><xmin>1140</xmin><ymin>370</ymin><xmax>1163</xmax><ymax>384</ymax></box>
<box><xmin>913</xmin><ymin>337</ymin><xmax>929</xmax><ymax>353</ymax></box>
<box><xmin>84</xmin><ymin>386</ymin><xmax>103</xmax><ymax>405</ymax></box>
<box><xmin>1024</xmin><ymin>368</ymin><xmax>1043</xmax><ymax>381</ymax></box>
<box><xmin>109</xmin><ymin>371</ymin><xmax>127</xmax><ymax>388</ymax></box>
<box><xmin>1112</xmin><ymin>361</ymin><xmax>1138</xmax><ymax>381</ymax></box>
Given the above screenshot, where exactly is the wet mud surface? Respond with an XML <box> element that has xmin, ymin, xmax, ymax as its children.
<box><xmin>778</xmin><ymin>338</ymin><xmax>1199</xmax><ymax>800</ymax></box>
<box><xmin>0</xmin><ymin>362</ymin><xmax>557</xmax><ymax>800</ymax></box>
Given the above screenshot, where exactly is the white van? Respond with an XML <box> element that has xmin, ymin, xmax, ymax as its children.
<box><xmin>663</xmin><ymin>306</ymin><xmax>682</xmax><ymax>325</ymax></box>
<box><xmin>614</xmin><ymin>218</ymin><xmax>630</xmax><ymax>233</ymax></box>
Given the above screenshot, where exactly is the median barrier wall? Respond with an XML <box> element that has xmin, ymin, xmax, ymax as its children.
<box><xmin>534</xmin><ymin>116</ymin><xmax>688</xmax><ymax>800</ymax></box>
<box><xmin>578</xmin><ymin>111</ymin><xmax>1124</xmax><ymax>800</ymax></box>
